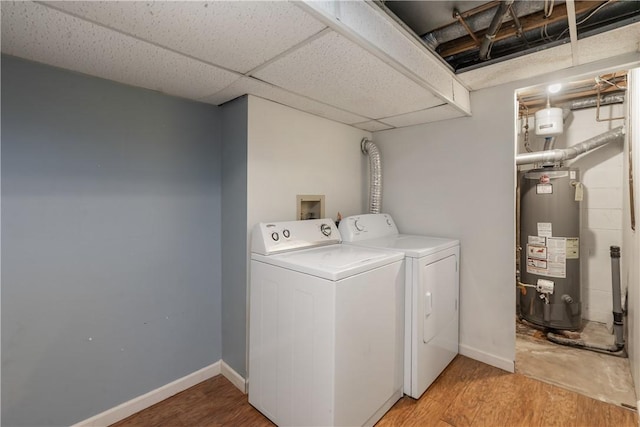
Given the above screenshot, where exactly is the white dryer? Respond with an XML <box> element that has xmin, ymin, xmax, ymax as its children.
<box><xmin>339</xmin><ymin>213</ymin><xmax>459</xmax><ymax>399</ymax></box>
<box><xmin>249</xmin><ymin>218</ymin><xmax>404</xmax><ymax>427</ymax></box>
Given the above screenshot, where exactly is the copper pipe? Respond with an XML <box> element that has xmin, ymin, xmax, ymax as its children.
<box><xmin>453</xmin><ymin>8</ymin><xmax>481</xmax><ymax>47</ymax></box>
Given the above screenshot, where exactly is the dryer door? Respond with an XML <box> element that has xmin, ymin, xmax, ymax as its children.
<box><xmin>409</xmin><ymin>246</ymin><xmax>459</xmax><ymax>399</ymax></box>
<box><xmin>422</xmin><ymin>254</ymin><xmax>457</xmax><ymax>343</ymax></box>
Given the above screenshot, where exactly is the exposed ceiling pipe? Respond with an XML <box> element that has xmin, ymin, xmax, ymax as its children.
<box><xmin>479</xmin><ymin>0</ymin><xmax>515</xmax><ymax>60</ymax></box>
<box><xmin>516</xmin><ymin>126</ymin><xmax>625</xmax><ymax>165</ymax></box>
<box><xmin>422</xmin><ymin>1</ymin><xmax>541</xmax><ymax>50</ymax></box>
<box><xmin>361</xmin><ymin>138</ymin><xmax>383</xmax><ymax>214</ymax></box>
<box><xmin>563</xmin><ymin>93</ymin><xmax>625</xmax><ymax>111</ymax></box>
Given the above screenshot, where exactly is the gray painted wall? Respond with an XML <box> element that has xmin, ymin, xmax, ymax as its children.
<box><xmin>1</xmin><ymin>55</ymin><xmax>223</xmax><ymax>426</ymax></box>
<box><xmin>220</xmin><ymin>96</ymin><xmax>249</xmax><ymax>377</ymax></box>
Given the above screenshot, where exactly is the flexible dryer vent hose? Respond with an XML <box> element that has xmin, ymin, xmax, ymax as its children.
<box><xmin>362</xmin><ymin>138</ymin><xmax>382</xmax><ymax>214</ymax></box>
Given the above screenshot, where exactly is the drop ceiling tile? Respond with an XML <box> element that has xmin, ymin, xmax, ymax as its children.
<box><xmin>458</xmin><ymin>44</ymin><xmax>574</xmax><ymax>91</ymax></box>
<box><xmin>352</xmin><ymin>120</ymin><xmax>394</xmax><ymax>132</ymax></box>
<box><xmin>200</xmin><ymin>76</ymin><xmax>369</xmax><ymax>125</ymax></box>
<box><xmin>41</xmin><ymin>1</ymin><xmax>327</xmax><ymax>74</ymax></box>
<box><xmin>253</xmin><ymin>31</ymin><xmax>443</xmax><ymax>119</ymax></box>
<box><xmin>1</xmin><ymin>1</ymin><xmax>240</xmax><ymax>100</ymax></box>
<box><xmin>335</xmin><ymin>2</ymin><xmax>456</xmax><ymax>101</ymax></box>
<box><xmin>380</xmin><ymin>104</ymin><xmax>466</xmax><ymax>128</ymax></box>
<box><xmin>576</xmin><ymin>22</ymin><xmax>640</xmax><ymax>66</ymax></box>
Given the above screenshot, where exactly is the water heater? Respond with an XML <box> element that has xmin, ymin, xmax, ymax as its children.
<box><xmin>519</xmin><ymin>167</ymin><xmax>581</xmax><ymax>330</ymax></box>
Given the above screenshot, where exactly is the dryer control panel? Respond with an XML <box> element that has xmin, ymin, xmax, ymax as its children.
<box><xmin>339</xmin><ymin>213</ymin><xmax>399</xmax><ymax>242</ymax></box>
<box><xmin>251</xmin><ymin>218</ymin><xmax>341</xmax><ymax>255</ymax></box>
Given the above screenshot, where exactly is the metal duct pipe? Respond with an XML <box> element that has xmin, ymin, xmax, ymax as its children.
<box><xmin>361</xmin><ymin>138</ymin><xmax>382</xmax><ymax>214</ymax></box>
<box><xmin>479</xmin><ymin>0</ymin><xmax>515</xmax><ymax>60</ymax></box>
<box><xmin>516</xmin><ymin>126</ymin><xmax>625</xmax><ymax>166</ymax></box>
<box><xmin>565</xmin><ymin>94</ymin><xmax>625</xmax><ymax>111</ymax></box>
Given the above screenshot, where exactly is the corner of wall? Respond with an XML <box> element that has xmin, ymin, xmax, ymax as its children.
<box><xmin>70</xmin><ymin>362</ymin><xmax>223</xmax><ymax>427</ymax></box>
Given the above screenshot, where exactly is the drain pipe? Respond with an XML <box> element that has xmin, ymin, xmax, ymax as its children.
<box><xmin>479</xmin><ymin>0</ymin><xmax>515</xmax><ymax>60</ymax></box>
<box><xmin>546</xmin><ymin>245</ymin><xmax>626</xmax><ymax>357</ymax></box>
<box><xmin>361</xmin><ymin>138</ymin><xmax>382</xmax><ymax>214</ymax></box>
<box><xmin>516</xmin><ymin>126</ymin><xmax>625</xmax><ymax>166</ymax></box>
<box><xmin>610</xmin><ymin>246</ymin><xmax>625</xmax><ymax>349</ymax></box>
<box><xmin>546</xmin><ymin>332</ymin><xmax>626</xmax><ymax>356</ymax></box>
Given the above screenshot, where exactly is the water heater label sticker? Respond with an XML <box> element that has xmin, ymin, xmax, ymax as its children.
<box><xmin>546</xmin><ymin>237</ymin><xmax>567</xmax><ymax>278</ymax></box>
<box><xmin>536</xmin><ymin>184</ymin><xmax>553</xmax><ymax>194</ymax></box>
<box><xmin>527</xmin><ymin>258</ymin><xmax>547</xmax><ymax>270</ymax></box>
<box><xmin>537</xmin><ymin>222</ymin><xmax>552</xmax><ymax>237</ymax></box>
<box><xmin>528</xmin><ymin>236</ymin><xmax>546</xmax><ymax>246</ymax></box>
<box><xmin>566</xmin><ymin>238</ymin><xmax>579</xmax><ymax>259</ymax></box>
<box><xmin>527</xmin><ymin>244</ymin><xmax>547</xmax><ymax>259</ymax></box>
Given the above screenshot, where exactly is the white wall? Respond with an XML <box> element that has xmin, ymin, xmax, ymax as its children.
<box><xmin>624</xmin><ymin>68</ymin><xmax>640</xmax><ymax>401</ymax></box>
<box><xmin>517</xmin><ymin>104</ymin><xmax>626</xmax><ymax>324</ymax></box>
<box><xmin>374</xmin><ymin>85</ymin><xmax>517</xmax><ymax>372</ymax></box>
<box><xmin>374</xmin><ymin>54</ymin><xmax>640</xmax><ymax>373</ymax></box>
<box><xmin>569</xmin><ymin>107</ymin><xmax>626</xmax><ymax>324</ymax></box>
<box><xmin>247</xmin><ymin>96</ymin><xmax>371</xmax><ymax>228</ymax></box>
<box><xmin>244</xmin><ymin>95</ymin><xmax>371</xmax><ymax>376</ymax></box>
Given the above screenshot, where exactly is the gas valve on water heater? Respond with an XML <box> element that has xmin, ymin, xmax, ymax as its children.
<box><xmin>536</xmin><ymin>279</ymin><xmax>554</xmax><ymax>304</ymax></box>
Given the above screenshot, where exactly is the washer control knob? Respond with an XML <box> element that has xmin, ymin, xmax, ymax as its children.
<box><xmin>282</xmin><ymin>229</ymin><xmax>290</xmax><ymax>238</ymax></box>
<box><xmin>271</xmin><ymin>232</ymin><xmax>279</xmax><ymax>241</ymax></box>
<box><xmin>320</xmin><ymin>223</ymin><xmax>332</xmax><ymax>237</ymax></box>
<box><xmin>386</xmin><ymin>218</ymin><xmax>392</xmax><ymax>226</ymax></box>
<box><xmin>354</xmin><ymin>220</ymin><xmax>364</xmax><ymax>231</ymax></box>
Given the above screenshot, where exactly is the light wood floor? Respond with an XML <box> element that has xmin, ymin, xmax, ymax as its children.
<box><xmin>112</xmin><ymin>355</ymin><xmax>637</xmax><ymax>427</ymax></box>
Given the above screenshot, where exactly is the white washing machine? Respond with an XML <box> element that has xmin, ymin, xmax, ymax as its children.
<box><xmin>339</xmin><ymin>213</ymin><xmax>459</xmax><ymax>399</ymax></box>
<box><xmin>249</xmin><ymin>218</ymin><xmax>405</xmax><ymax>427</ymax></box>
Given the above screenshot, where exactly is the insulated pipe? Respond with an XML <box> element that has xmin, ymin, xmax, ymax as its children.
<box><xmin>610</xmin><ymin>246</ymin><xmax>625</xmax><ymax>348</ymax></box>
<box><xmin>361</xmin><ymin>138</ymin><xmax>382</xmax><ymax>214</ymax></box>
<box><xmin>516</xmin><ymin>126</ymin><xmax>625</xmax><ymax>165</ymax></box>
<box><xmin>479</xmin><ymin>0</ymin><xmax>515</xmax><ymax>60</ymax></box>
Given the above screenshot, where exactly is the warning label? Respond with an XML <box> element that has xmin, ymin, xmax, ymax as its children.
<box><xmin>546</xmin><ymin>237</ymin><xmax>566</xmax><ymax>278</ymax></box>
<box><xmin>527</xmin><ymin>244</ymin><xmax>547</xmax><ymax>260</ymax></box>
<box><xmin>566</xmin><ymin>237</ymin><xmax>579</xmax><ymax>259</ymax></box>
<box><xmin>537</xmin><ymin>222</ymin><xmax>552</xmax><ymax>237</ymax></box>
<box><xmin>526</xmin><ymin>235</ymin><xmax>576</xmax><ymax>279</ymax></box>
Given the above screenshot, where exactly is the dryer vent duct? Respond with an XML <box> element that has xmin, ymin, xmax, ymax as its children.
<box><xmin>361</xmin><ymin>138</ymin><xmax>382</xmax><ymax>214</ymax></box>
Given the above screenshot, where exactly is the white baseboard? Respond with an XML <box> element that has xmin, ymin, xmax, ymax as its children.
<box><xmin>459</xmin><ymin>344</ymin><xmax>515</xmax><ymax>373</ymax></box>
<box><xmin>221</xmin><ymin>360</ymin><xmax>247</xmax><ymax>394</ymax></box>
<box><xmin>72</xmin><ymin>361</ymin><xmax>222</xmax><ymax>427</ymax></box>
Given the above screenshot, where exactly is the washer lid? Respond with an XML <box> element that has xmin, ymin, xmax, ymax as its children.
<box><xmin>251</xmin><ymin>244</ymin><xmax>403</xmax><ymax>281</ymax></box>
<box><xmin>345</xmin><ymin>234</ymin><xmax>459</xmax><ymax>258</ymax></box>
